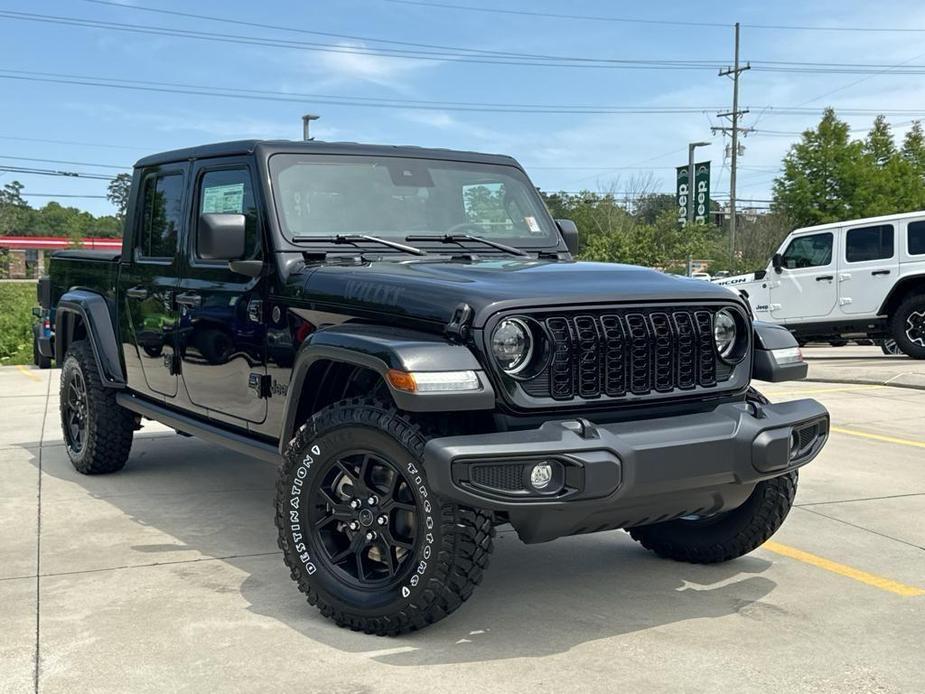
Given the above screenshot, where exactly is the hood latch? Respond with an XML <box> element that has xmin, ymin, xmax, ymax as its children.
<box><xmin>445</xmin><ymin>303</ymin><xmax>474</xmax><ymax>342</ymax></box>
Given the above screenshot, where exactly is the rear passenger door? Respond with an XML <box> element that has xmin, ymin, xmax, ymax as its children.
<box><xmin>121</xmin><ymin>167</ymin><xmax>187</xmax><ymax>399</ymax></box>
<box><xmin>839</xmin><ymin>222</ymin><xmax>898</xmax><ymax>315</ymax></box>
<box><xmin>175</xmin><ymin>160</ymin><xmax>268</xmax><ymax>425</ymax></box>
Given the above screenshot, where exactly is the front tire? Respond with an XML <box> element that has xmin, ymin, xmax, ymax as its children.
<box><xmin>890</xmin><ymin>293</ymin><xmax>925</xmax><ymax>359</ymax></box>
<box><xmin>60</xmin><ymin>341</ymin><xmax>134</xmax><ymax>474</ymax></box>
<box><xmin>276</xmin><ymin>400</ymin><xmax>494</xmax><ymax>635</ymax></box>
<box><xmin>628</xmin><ymin>472</ymin><xmax>798</xmax><ymax>564</ymax></box>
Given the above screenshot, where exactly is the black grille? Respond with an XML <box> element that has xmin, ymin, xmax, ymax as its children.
<box><xmin>471</xmin><ymin>464</ymin><xmax>525</xmax><ymax>492</ymax></box>
<box><xmin>519</xmin><ymin>306</ymin><xmax>735</xmax><ymax>402</ymax></box>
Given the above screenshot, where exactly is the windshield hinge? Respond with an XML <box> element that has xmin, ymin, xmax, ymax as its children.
<box><xmin>445</xmin><ymin>303</ymin><xmax>474</xmax><ymax>342</ymax></box>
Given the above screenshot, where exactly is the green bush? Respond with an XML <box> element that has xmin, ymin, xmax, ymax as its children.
<box><xmin>0</xmin><ymin>282</ymin><xmax>36</xmax><ymax>365</ymax></box>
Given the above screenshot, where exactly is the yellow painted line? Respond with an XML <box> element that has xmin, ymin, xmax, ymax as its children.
<box><xmin>16</xmin><ymin>364</ymin><xmax>40</xmax><ymax>382</ymax></box>
<box><xmin>830</xmin><ymin>425</ymin><xmax>925</xmax><ymax>450</ymax></box>
<box><xmin>763</xmin><ymin>541</ymin><xmax>925</xmax><ymax>597</ymax></box>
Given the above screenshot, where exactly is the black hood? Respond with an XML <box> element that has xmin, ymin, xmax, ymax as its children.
<box><xmin>297</xmin><ymin>258</ymin><xmax>744</xmax><ymax>327</ymax></box>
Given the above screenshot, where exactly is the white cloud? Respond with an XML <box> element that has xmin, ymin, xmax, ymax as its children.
<box><xmin>309</xmin><ymin>42</ymin><xmax>433</xmax><ymax>91</ymax></box>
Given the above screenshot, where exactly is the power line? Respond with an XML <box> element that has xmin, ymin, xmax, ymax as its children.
<box><xmin>77</xmin><ymin>0</ymin><xmax>723</xmax><ymax>66</ymax></box>
<box><xmin>0</xmin><ymin>166</ymin><xmax>114</xmax><ymax>181</ymax></box>
<box><xmin>21</xmin><ymin>193</ymin><xmax>109</xmax><ymax>199</ymax></box>
<box><xmin>0</xmin><ymin>155</ymin><xmax>128</xmax><ymax>170</ymax></box>
<box><xmin>0</xmin><ymin>10</ymin><xmax>726</xmax><ymax>70</ymax></box>
<box><xmin>384</xmin><ymin>1</ymin><xmax>730</xmax><ymax>28</ymax></box>
<box><xmin>0</xmin><ymin>135</ymin><xmax>141</xmax><ymax>151</ymax></box>
<box><xmin>0</xmin><ymin>68</ymin><xmax>728</xmax><ymax>114</ymax></box>
<box><xmin>385</xmin><ymin>1</ymin><xmax>925</xmax><ymax>33</ymax></box>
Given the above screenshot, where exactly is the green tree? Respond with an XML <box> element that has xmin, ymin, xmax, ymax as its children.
<box><xmin>864</xmin><ymin>115</ymin><xmax>896</xmax><ymax>166</ymax></box>
<box><xmin>107</xmin><ymin>173</ymin><xmax>133</xmax><ymax>220</ymax></box>
<box><xmin>901</xmin><ymin>121</ymin><xmax>925</xmax><ymax>177</ymax></box>
<box><xmin>772</xmin><ymin>108</ymin><xmax>867</xmax><ymax>226</ymax></box>
<box><xmin>0</xmin><ymin>181</ymin><xmax>32</xmax><ymax>235</ymax></box>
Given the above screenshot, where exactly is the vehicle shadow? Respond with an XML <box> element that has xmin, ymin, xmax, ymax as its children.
<box><xmin>32</xmin><ymin>434</ymin><xmax>780</xmax><ymax>666</ymax></box>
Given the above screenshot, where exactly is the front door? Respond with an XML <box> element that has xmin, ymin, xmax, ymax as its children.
<box><xmin>176</xmin><ymin>161</ymin><xmax>268</xmax><ymax>424</ymax></box>
<box><xmin>121</xmin><ymin>168</ymin><xmax>187</xmax><ymax>398</ymax></box>
<box><xmin>770</xmin><ymin>231</ymin><xmax>838</xmax><ymax>322</ymax></box>
<box><xmin>838</xmin><ymin>222</ymin><xmax>898</xmax><ymax>315</ymax></box>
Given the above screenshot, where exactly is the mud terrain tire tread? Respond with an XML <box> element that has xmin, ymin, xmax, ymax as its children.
<box><xmin>275</xmin><ymin>399</ymin><xmax>494</xmax><ymax>636</ymax></box>
<box><xmin>60</xmin><ymin>340</ymin><xmax>134</xmax><ymax>474</ymax></box>
<box><xmin>628</xmin><ymin>472</ymin><xmax>797</xmax><ymax>564</ymax></box>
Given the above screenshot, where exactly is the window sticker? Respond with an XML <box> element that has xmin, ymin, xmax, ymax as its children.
<box><xmin>201</xmin><ymin>182</ymin><xmax>245</xmax><ymax>214</ymax></box>
<box><xmin>524</xmin><ymin>215</ymin><xmax>541</xmax><ymax>233</ymax></box>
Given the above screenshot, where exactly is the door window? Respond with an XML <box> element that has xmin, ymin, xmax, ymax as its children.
<box><xmin>780</xmin><ymin>232</ymin><xmax>833</xmax><ymax>269</ymax></box>
<box><xmin>196</xmin><ymin>168</ymin><xmax>260</xmax><ymax>260</ymax></box>
<box><xmin>908</xmin><ymin>221</ymin><xmax>925</xmax><ymax>255</ymax></box>
<box><xmin>136</xmin><ymin>173</ymin><xmax>184</xmax><ymax>260</ymax></box>
<box><xmin>845</xmin><ymin>224</ymin><xmax>894</xmax><ymax>262</ymax></box>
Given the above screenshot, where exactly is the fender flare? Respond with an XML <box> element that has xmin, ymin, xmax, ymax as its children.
<box><xmin>280</xmin><ymin>323</ymin><xmax>494</xmax><ymax>450</ymax></box>
<box><xmin>55</xmin><ymin>289</ymin><xmax>126</xmax><ymax>388</ymax></box>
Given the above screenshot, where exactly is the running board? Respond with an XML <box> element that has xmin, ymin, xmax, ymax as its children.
<box><xmin>116</xmin><ymin>393</ymin><xmax>281</xmax><ymax>464</ymax></box>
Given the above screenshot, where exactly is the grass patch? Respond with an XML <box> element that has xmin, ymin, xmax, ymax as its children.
<box><xmin>0</xmin><ymin>282</ymin><xmax>37</xmax><ymax>366</ymax></box>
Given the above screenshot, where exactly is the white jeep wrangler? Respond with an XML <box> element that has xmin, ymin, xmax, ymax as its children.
<box><xmin>715</xmin><ymin>211</ymin><xmax>925</xmax><ymax>358</ymax></box>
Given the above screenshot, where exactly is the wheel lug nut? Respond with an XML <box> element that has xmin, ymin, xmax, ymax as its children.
<box><xmin>348</xmin><ymin>521</ymin><xmax>359</xmax><ymax>531</ymax></box>
<box><xmin>349</xmin><ymin>499</ymin><xmax>361</xmax><ymax>509</ymax></box>
<box><xmin>365</xmin><ymin>531</ymin><xmax>377</xmax><ymax>541</ymax></box>
<box><xmin>377</xmin><ymin>515</ymin><xmax>387</xmax><ymax>526</ymax></box>
<box><xmin>367</xmin><ymin>495</ymin><xmax>378</xmax><ymax>506</ymax></box>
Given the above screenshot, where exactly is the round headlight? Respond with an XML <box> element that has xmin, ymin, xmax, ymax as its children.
<box><xmin>491</xmin><ymin>318</ymin><xmax>533</xmax><ymax>374</ymax></box>
<box><xmin>713</xmin><ymin>309</ymin><xmax>738</xmax><ymax>357</ymax></box>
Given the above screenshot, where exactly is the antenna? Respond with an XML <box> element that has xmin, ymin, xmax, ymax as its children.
<box><xmin>302</xmin><ymin>114</ymin><xmax>320</xmax><ymax>141</ymax></box>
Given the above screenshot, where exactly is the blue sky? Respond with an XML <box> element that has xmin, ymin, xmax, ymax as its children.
<box><xmin>3</xmin><ymin>0</ymin><xmax>925</xmax><ymax>218</ymax></box>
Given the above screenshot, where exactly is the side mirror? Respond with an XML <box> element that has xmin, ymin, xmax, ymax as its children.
<box><xmin>198</xmin><ymin>213</ymin><xmax>246</xmax><ymax>261</ymax></box>
<box><xmin>772</xmin><ymin>253</ymin><xmax>783</xmax><ymax>274</ymax></box>
<box><xmin>556</xmin><ymin>219</ymin><xmax>580</xmax><ymax>256</ymax></box>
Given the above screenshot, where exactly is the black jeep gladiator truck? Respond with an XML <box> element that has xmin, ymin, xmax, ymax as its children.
<box><xmin>38</xmin><ymin>139</ymin><xmax>829</xmax><ymax>635</ymax></box>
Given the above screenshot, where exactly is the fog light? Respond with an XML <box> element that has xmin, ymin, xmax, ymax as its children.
<box><xmin>529</xmin><ymin>462</ymin><xmax>553</xmax><ymax>489</ymax></box>
<box><xmin>790</xmin><ymin>430</ymin><xmax>801</xmax><ymax>459</ymax></box>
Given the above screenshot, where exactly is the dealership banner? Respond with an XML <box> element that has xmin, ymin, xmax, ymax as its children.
<box><xmin>676</xmin><ymin>161</ymin><xmax>710</xmax><ymax>226</ymax></box>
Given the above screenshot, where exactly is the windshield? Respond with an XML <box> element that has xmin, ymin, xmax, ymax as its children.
<box><xmin>268</xmin><ymin>154</ymin><xmax>558</xmax><ymax>248</ymax></box>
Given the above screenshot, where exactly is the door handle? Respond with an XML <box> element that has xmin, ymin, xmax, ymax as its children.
<box><xmin>175</xmin><ymin>292</ymin><xmax>202</xmax><ymax>308</ymax></box>
<box><xmin>872</xmin><ymin>270</ymin><xmax>891</xmax><ymax>276</ymax></box>
<box><xmin>125</xmin><ymin>287</ymin><xmax>148</xmax><ymax>300</ymax></box>
<box><xmin>816</xmin><ymin>275</ymin><xmax>834</xmax><ymax>281</ymax></box>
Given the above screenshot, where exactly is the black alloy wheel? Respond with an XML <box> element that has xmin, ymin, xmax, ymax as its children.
<box><xmin>277</xmin><ymin>399</ymin><xmax>494</xmax><ymax>635</ymax></box>
<box><xmin>309</xmin><ymin>450</ymin><xmax>419</xmax><ymax>590</ymax></box>
<box><xmin>63</xmin><ymin>367</ymin><xmax>88</xmax><ymax>455</ymax></box>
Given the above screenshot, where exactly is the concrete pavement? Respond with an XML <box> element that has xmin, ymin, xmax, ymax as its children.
<box><xmin>803</xmin><ymin>344</ymin><xmax>925</xmax><ymax>390</ymax></box>
<box><xmin>1</xmin><ymin>365</ymin><xmax>923</xmax><ymax>693</ymax></box>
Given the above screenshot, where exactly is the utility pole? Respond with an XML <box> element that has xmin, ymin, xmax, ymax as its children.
<box><xmin>711</xmin><ymin>22</ymin><xmax>751</xmax><ymax>263</ymax></box>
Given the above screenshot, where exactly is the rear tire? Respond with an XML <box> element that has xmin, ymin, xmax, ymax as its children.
<box><xmin>276</xmin><ymin>399</ymin><xmax>494</xmax><ymax>635</ymax></box>
<box><xmin>890</xmin><ymin>293</ymin><xmax>925</xmax><ymax>359</ymax></box>
<box><xmin>628</xmin><ymin>472</ymin><xmax>798</xmax><ymax>564</ymax></box>
<box><xmin>60</xmin><ymin>341</ymin><xmax>134</xmax><ymax>474</ymax></box>
<box><xmin>880</xmin><ymin>338</ymin><xmax>903</xmax><ymax>356</ymax></box>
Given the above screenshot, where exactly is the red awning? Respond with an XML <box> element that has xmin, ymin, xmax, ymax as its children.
<box><xmin>0</xmin><ymin>236</ymin><xmax>123</xmax><ymax>250</ymax></box>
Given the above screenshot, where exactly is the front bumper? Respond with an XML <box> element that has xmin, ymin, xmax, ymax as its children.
<box><xmin>422</xmin><ymin>398</ymin><xmax>828</xmax><ymax>543</ymax></box>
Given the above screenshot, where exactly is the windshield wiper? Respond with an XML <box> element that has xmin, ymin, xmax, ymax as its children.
<box><xmin>291</xmin><ymin>234</ymin><xmax>428</xmax><ymax>256</ymax></box>
<box><xmin>405</xmin><ymin>234</ymin><xmax>529</xmax><ymax>257</ymax></box>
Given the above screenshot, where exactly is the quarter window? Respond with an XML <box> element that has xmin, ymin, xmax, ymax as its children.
<box><xmin>781</xmin><ymin>232</ymin><xmax>833</xmax><ymax>269</ymax></box>
<box><xmin>846</xmin><ymin>224</ymin><xmax>894</xmax><ymax>262</ymax></box>
<box><xmin>196</xmin><ymin>168</ymin><xmax>259</xmax><ymax>259</ymax></box>
<box><xmin>908</xmin><ymin>220</ymin><xmax>925</xmax><ymax>255</ymax></box>
<box><xmin>137</xmin><ymin>173</ymin><xmax>183</xmax><ymax>260</ymax></box>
